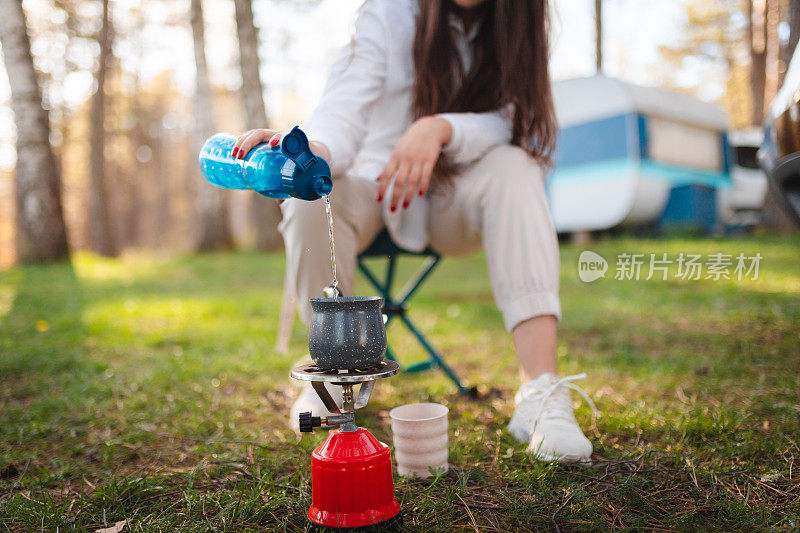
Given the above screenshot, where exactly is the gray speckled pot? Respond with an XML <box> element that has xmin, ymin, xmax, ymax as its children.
<box><xmin>308</xmin><ymin>296</ymin><xmax>387</xmax><ymax>370</ymax></box>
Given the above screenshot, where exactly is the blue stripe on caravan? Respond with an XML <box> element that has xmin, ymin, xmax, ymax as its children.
<box><xmin>640</xmin><ymin>160</ymin><xmax>731</xmax><ymax>188</ymax></box>
<box><xmin>637</xmin><ymin>114</ymin><xmax>648</xmax><ymax>160</ymax></box>
<box><xmin>549</xmin><ymin>158</ymin><xmax>731</xmax><ymax>189</ymax></box>
<box><xmin>555</xmin><ymin>114</ymin><xmax>633</xmax><ymax>167</ymax></box>
<box><xmin>720</xmin><ymin>131</ymin><xmax>733</xmax><ymax>174</ymax></box>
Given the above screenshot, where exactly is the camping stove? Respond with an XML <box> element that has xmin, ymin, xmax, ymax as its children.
<box><xmin>290</xmin><ymin>359</ymin><xmax>402</xmax><ymax>532</ymax></box>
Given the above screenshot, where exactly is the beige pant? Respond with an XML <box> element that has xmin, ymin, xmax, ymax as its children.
<box><xmin>279</xmin><ymin>145</ymin><xmax>561</xmax><ymax>332</ymax></box>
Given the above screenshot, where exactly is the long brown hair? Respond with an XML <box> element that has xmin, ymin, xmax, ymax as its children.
<box><xmin>413</xmin><ymin>0</ymin><xmax>556</xmax><ymax>179</ymax></box>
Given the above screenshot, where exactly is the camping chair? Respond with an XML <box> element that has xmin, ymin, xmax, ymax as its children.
<box><xmin>356</xmin><ymin>229</ymin><xmax>473</xmax><ymax>395</ymax></box>
<box><xmin>275</xmin><ymin>229</ymin><xmax>472</xmax><ymax>395</ymax></box>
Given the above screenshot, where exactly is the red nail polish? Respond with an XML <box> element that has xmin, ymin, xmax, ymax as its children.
<box><xmin>376</xmin><ymin>194</ymin><xmax>383</xmax><ymax>202</ymax></box>
<box><xmin>419</xmin><ymin>190</ymin><xmax>425</xmax><ymax>196</ymax></box>
<box><xmin>402</xmin><ymin>201</ymin><xmax>409</xmax><ymax>209</ymax></box>
<box><xmin>232</xmin><ymin>148</ymin><xmax>238</xmax><ymax>157</ymax></box>
<box><xmin>390</xmin><ymin>205</ymin><xmax>396</xmax><ymax>212</ymax></box>
<box><xmin>270</xmin><ymin>138</ymin><xmax>279</xmax><ymax>146</ymax></box>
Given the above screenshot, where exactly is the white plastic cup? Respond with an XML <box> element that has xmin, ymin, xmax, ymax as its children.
<box><xmin>389</xmin><ymin>402</ymin><xmax>449</xmax><ymax>478</ymax></box>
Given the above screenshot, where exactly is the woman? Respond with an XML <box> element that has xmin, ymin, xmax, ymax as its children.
<box><xmin>233</xmin><ymin>0</ymin><xmax>597</xmax><ymax>463</ymax></box>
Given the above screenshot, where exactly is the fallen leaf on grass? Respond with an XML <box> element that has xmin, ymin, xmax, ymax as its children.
<box><xmin>95</xmin><ymin>520</ymin><xmax>127</xmax><ymax>533</ymax></box>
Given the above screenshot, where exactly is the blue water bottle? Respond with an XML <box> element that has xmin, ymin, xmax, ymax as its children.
<box><xmin>198</xmin><ymin>126</ymin><xmax>332</xmax><ymax>201</ymax></box>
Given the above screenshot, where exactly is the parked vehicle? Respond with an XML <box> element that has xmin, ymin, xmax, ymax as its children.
<box><xmin>758</xmin><ymin>43</ymin><xmax>800</xmax><ymax>228</ymax></box>
<box><xmin>718</xmin><ymin>129</ymin><xmax>768</xmax><ymax>227</ymax></box>
<box><xmin>549</xmin><ymin>75</ymin><xmax>732</xmax><ymax>234</ymax></box>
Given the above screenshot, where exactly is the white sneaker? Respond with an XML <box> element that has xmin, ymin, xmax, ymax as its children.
<box><xmin>289</xmin><ymin>382</ymin><xmax>343</xmax><ymax>431</ymax></box>
<box><xmin>507</xmin><ymin>373</ymin><xmax>598</xmax><ymax>463</ymax></box>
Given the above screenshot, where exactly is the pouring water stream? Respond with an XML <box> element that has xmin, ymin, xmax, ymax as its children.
<box><xmin>322</xmin><ymin>194</ymin><xmax>340</xmax><ymax>298</ymax></box>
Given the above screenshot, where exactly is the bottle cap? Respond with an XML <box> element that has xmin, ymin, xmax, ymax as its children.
<box><xmin>280</xmin><ymin>126</ymin><xmax>332</xmax><ymax>200</ymax></box>
<box><xmin>313</xmin><ymin>176</ymin><xmax>333</xmax><ymax>196</ymax></box>
<box><xmin>281</xmin><ymin>126</ymin><xmax>315</xmax><ymax>170</ymax></box>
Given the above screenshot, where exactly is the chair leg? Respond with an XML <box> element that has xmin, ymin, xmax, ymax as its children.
<box><xmin>276</xmin><ymin>274</ymin><xmax>295</xmax><ymax>354</ymax></box>
<box><xmin>399</xmin><ymin>314</ymin><xmax>467</xmax><ymax>394</ymax></box>
<box><xmin>397</xmin><ymin>256</ymin><xmax>440</xmax><ymax>305</ymax></box>
<box><xmin>358</xmin><ymin>258</ymin><xmax>389</xmax><ymax>300</ymax></box>
<box><xmin>384</xmin><ymin>344</ymin><xmax>397</xmax><ymax>363</ymax></box>
<box><xmin>358</xmin><ymin>254</ymin><xmax>472</xmax><ymax>395</ymax></box>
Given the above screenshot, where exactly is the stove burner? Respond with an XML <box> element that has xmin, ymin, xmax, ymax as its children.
<box><xmin>290</xmin><ymin>359</ymin><xmax>399</xmax><ymax>384</ymax></box>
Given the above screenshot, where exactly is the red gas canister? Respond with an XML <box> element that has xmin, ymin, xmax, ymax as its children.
<box><xmin>307</xmin><ymin>428</ymin><xmax>402</xmax><ymax>531</ymax></box>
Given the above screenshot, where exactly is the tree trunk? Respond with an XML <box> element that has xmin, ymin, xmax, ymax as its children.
<box><xmin>0</xmin><ymin>0</ymin><xmax>69</xmax><ymax>263</ymax></box>
<box><xmin>595</xmin><ymin>0</ymin><xmax>603</xmax><ymax>74</ymax></box>
<box><xmin>190</xmin><ymin>0</ymin><xmax>232</xmax><ymax>251</ymax></box>
<box><xmin>233</xmin><ymin>0</ymin><xmax>283</xmax><ymax>251</ymax></box>
<box><xmin>88</xmin><ymin>0</ymin><xmax>118</xmax><ymax>257</ymax></box>
<box><xmin>786</xmin><ymin>0</ymin><xmax>800</xmax><ymax>70</ymax></box>
<box><xmin>749</xmin><ymin>0</ymin><xmax>768</xmax><ymax>126</ymax></box>
<box><xmin>124</xmin><ymin>74</ymin><xmax>144</xmax><ymax>249</ymax></box>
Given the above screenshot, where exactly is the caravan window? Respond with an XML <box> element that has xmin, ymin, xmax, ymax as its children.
<box><xmin>648</xmin><ymin>118</ymin><xmax>723</xmax><ymax>172</ymax></box>
<box><xmin>734</xmin><ymin>146</ymin><xmax>760</xmax><ymax>169</ymax></box>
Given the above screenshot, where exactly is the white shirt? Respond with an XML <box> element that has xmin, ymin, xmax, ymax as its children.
<box><xmin>304</xmin><ymin>0</ymin><xmax>513</xmax><ymax>251</ymax></box>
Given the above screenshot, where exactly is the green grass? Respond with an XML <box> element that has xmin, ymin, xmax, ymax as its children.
<box><xmin>0</xmin><ymin>234</ymin><xmax>798</xmax><ymax>531</ymax></box>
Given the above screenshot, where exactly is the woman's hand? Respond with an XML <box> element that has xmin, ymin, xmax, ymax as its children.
<box><xmin>232</xmin><ymin>128</ymin><xmax>276</xmax><ymax>159</ymax></box>
<box><xmin>376</xmin><ymin>116</ymin><xmax>453</xmax><ymax>211</ymax></box>
<box><xmin>232</xmin><ymin>129</ymin><xmax>331</xmax><ymax>165</ymax></box>
<box><xmin>232</xmin><ymin>128</ymin><xmax>332</xmax><ymax>204</ymax></box>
